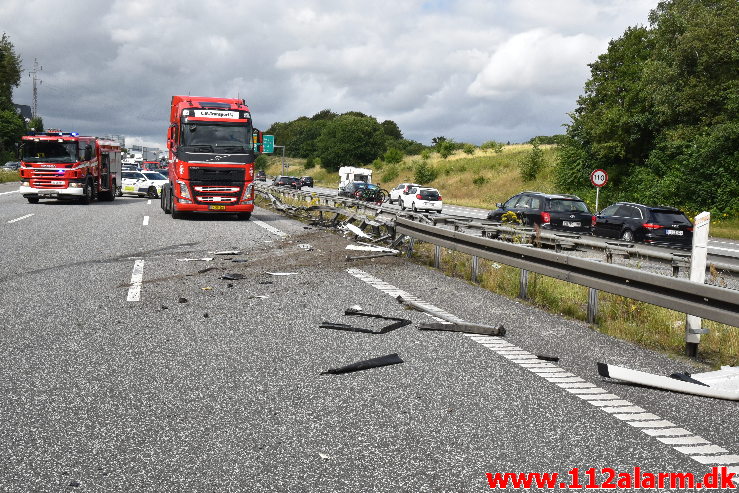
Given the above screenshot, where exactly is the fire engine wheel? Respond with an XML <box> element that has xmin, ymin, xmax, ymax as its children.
<box><xmin>171</xmin><ymin>199</ymin><xmax>184</xmax><ymax>219</ymax></box>
<box><xmin>147</xmin><ymin>186</ymin><xmax>158</xmax><ymax>199</ymax></box>
<box><xmin>27</xmin><ymin>197</ymin><xmax>39</xmax><ymax>204</ymax></box>
<box><xmin>162</xmin><ymin>189</ymin><xmax>171</xmax><ymax>214</ymax></box>
<box><xmin>80</xmin><ymin>181</ymin><xmax>93</xmax><ymax>204</ymax></box>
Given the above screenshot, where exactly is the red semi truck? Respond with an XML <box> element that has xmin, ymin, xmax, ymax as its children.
<box><xmin>161</xmin><ymin>95</ymin><xmax>260</xmax><ymax>219</ymax></box>
<box><xmin>19</xmin><ymin>132</ymin><xmax>121</xmax><ymax>203</ymax></box>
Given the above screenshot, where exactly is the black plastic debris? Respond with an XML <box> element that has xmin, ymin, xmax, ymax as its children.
<box><xmin>321</xmin><ymin>353</ymin><xmax>404</xmax><ymax>375</ymax></box>
<box><xmin>221</xmin><ymin>273</ymin><xmax>246</xmax><ymax>280</ymax></box>
<box><xmin>669</xmin><ymin>372</ymin><xmax>710</xmax><ymax>387</ymax></box>
<box><xmin>418</xmin><ymin>322</ymin><xmax>506</xmax><ymax>336</ymax></box>
<box><xmin>231</xmin><ymin>259</ymin><xmax>249</xmax><ymax>263</ymax></box>
<box><xmin>178</xmin><ymin>297</ymin><xmax>188</xmax><ymax>303</ymax></box>
<box><xmin>320</xmin><ymin>308</ymin><xmax>411</xmax><ymax>334</ymax></box>
<box><xmin>197</xmin><ymin>267</ymin><xmax>217</xmax><ymax>274</ymax></box>
<box><xmin>537</xmin><ymin>354</ymin><xmax>559</xmax><ymax>362</ymax></box>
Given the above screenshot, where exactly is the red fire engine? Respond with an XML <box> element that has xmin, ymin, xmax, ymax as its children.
<box><xmin>19</xmin><ymin>132</ymin><xmax>121</xmax><ymax>203</ymax></box>
<box><xmin>160</xmin><ymin>95</ymin><xmax>261</xmax><ymax>219</ymax></box>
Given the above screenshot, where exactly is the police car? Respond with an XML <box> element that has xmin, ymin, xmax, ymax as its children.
<box><xmin>119</xmin><ymin>171</ymin><xmax>168</xmax><ymax>198</ymax></box>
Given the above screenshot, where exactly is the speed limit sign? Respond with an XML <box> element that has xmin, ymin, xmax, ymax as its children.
<box><xmin>590</xmin><ymin>169</ymin><xmax>608</xmax><ymax>187</ymax></box>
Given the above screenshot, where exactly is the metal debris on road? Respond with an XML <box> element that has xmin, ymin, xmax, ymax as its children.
<box><xmin>266</xmin><ymin>272</ymin><xmax>298</xmax><ymax>276</ymax></box>
<box><xmin>346</xmin><ymin>244</ymin><xmax>398</xmax><ymax>253</ymax></box>
<box><xmin>178</xmin><ymin>297</ymin><xmax>188</xmax><ymax>303</ymax></box>
<box><xmin>321</xmin><ymin>353</ymin><xmax>404</xmax><ymax>375</ymax></box>
<box><xmin>221</xmin><ymin>273</ymin><xmax>246</xmax><ymax>280</ymax></box>
<box><xmin>320</xmin><ymin>308</ymin><xmax>411</xmax><ymax>335</ymax></box>
<box><xmin>597</xmin><ymin>362</ymin><xmax>739</xmax><ymax>401</ymax></box>
<box><xmin>248</xmin><ymin>295</ymin><xmax>269</xmax><ymax>299</ymax></box>
<box><xmin>298</xmin><ymin>244</ymin><xmax>313</xmax><ymax>251</ymax></box>
<box><xmin>201</xmin><ymin>286</ymin><xmax>213</xmax><ymax>291</ymax></box>
<box><xmin>176</xmin><ymin>257</ymin><xmax>214</xmax><ymax>262</ymax></box>
<box><xmin>341</xmin><ymin>223</ymin><xmax>373</xmax><ymax>239</ymax></box>
<box><xmin>418</xmin><ymin>321</ymin><xmax>506</xmax><ymax>336</ymax></box>
<box><xmin>210</xmin><ymin>250</ymin><xmax>242</xmax><ymax>255</ymax></box>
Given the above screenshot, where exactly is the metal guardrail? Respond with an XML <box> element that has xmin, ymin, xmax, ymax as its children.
<box><xmin>394</xmin><ymin>217</ymin><xmax>739</xmax><ymax>328</ymax></box>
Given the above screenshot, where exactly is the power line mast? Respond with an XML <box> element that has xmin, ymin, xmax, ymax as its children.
<box><xmin>29</xmin><ymin>58</ymin><xmax>43</xmax><ymax>119</ymax></box>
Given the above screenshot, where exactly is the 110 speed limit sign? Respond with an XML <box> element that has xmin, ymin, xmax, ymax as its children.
<box><xmin>590</xmin><ymin>169</ymin><xmax>608</xmax><ymax>187</ymax></box>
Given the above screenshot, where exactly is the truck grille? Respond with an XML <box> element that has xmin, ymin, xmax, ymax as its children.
<box><xmin>188</xmin><ymin>168</ymin><xmax>245</xmax><ymax>204</ymax></box>
<box><xmin>31</xmin><ymin>169</ymin><xmax>66</xmax><ymax>189</ymax></box>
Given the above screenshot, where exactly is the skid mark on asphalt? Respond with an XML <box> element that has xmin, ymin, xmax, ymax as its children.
<box><xmin>126</xmin><ymin>260</ymin><xmax>145</xmax><ymax>302</ymax></box>
<box><xmin>253</xmin><ymin>219</ymin><xmax>288</xmax><ymax>238</ymax></box>
<box><xmin>7</xmin><ymin>213</ymin><xmax>34</xmax><ymax>223</ymax></box>
<box><xmin>347</xmin><ymin>267</ymin><xmax>739</xmax><ymax>473</ymax></box>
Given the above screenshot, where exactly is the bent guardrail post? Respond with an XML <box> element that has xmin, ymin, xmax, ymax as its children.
<box><xmin>434</xmin><ymin>245</ymin><xmax>442</xmax><ymax>269</ymax></box>
<box><xmin>587</xmin><ymin>288</ymin><xmax>598</xmax><ymax>324</ymax></box>
<box><xmin>519</xmin><ymin>269</ymin><xmax>529</xmax><ymax>300</ymax></box>
<box><xmin>471</xmin><ymin>255</ymin><xmax>479</xmax><ymax>283</ymax></box>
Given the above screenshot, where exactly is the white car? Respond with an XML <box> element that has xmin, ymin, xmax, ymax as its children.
<box><xmin>400</xmin><ymin>186</ymin><xmax>443</xmax><ymax>213</ymax></box>
<box><xmin>119</xmin><ymin>170</ymin><xmax>168</xmax><ymax>198</ymax></box>
<box><xmin>388</xmin><ymin>182</ymin><xmax>421</xmax><ymax>204</ymax></box>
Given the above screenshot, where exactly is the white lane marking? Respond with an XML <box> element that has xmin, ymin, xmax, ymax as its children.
<box><xmin>0</xmin><ymin>190</ymin><xmax>19</xmax><ymax>196</ymax></box>
<box><xmin>347</xmin><ymin>266</ymin><xmax>739</xmax><ymax>469</ymax></box>
<box><xmin>676</xmin><ymin>445</ymin><xmax>728</xmax><ymax>455</ymax></box>
<box><xmin>708</xmin><ymin>245</ymin><xmax>739</xmax><ymax>254</ymax></box>
<box><xmin>252</xmin><ymin>219</ymin><xmax>288</xmax><ymax>238</ymax></box>
<box><xmin>126</xmin><ymin>260</ymin><xmax>145</xmax><ymax>302</ymax></box>
<box><xmin>143</xmin><ymin>215</ymin><xmax>150</xmax><ymax>226</ymax></box>
<box><xmin>147</xmin><ymin>199</ymin><xmax>151</xmax><ymax>205</ymax></box>
<box><xmin>7</xmin><ymin>213</ymin><xmax>34</xmax><ymax>224</ymax></box>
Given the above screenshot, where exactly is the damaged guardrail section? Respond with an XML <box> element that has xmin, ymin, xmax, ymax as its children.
<box><xmin>395</xmin><ymin>217</ymin><xmax>739</xmax><ymax>328</ymax></box>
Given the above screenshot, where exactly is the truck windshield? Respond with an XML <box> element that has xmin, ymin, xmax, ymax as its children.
<box><xmin>22</xmin><ymin>141</ymin><xmax>79</xmax><ymax>163</ymax></box>
<box><xmin>180</xmin><ymin>123</ymin><xmax>251</xmax><ymax>153</ymax></box>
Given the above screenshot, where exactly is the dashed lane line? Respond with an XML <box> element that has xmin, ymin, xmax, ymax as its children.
<box><xmin>0</xmin><ymin>190</ymin><xmax>19</xmax><ymax>196</ymax></box>
<box><xmin>7</xmin><ymin>213</ymin><xmax>34</xmax><ymax>224</ymax></box>
<box><xmin>126</xmin><ymin>260</ymin><xmax>145</xmax><ymax>302</ymax></box>
<box><xmin>347</xmin><ymin>267</ymin><xmax>739</xmax><ymax>473</ymax></box>
<box><xmin>147</xmin><ymin>199</ymin><xmax>152</xmax><ymax>205</ymax></box>
<box><xmin>252</xmin><ymin>219</ymin><xmax>288</xmax><ymax>238</ymax></box>
<box><xmin>143</xmin><ymin>215</ymin><xmax>150</xmax><ymax>226</ymax></box>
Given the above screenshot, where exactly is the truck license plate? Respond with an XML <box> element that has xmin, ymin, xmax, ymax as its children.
<box><xmin>208</xmin><ymin>205</ymin><xmax>226</xmax><ymax>210</ymax></box>
<box><xmin>51</xmin><ymin>181</ymin><xmax>64</xmax><ymax>185</ymax></box>
<box><xmin>563</xmin><ymin>221</ymin><xmax>581</xmax><ymax>227</ymax></box>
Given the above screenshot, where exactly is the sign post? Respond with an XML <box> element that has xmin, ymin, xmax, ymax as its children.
<box><xmin>590</xmin><ymin>169</ymin><xmax>608</xmax><ymax>212</ymax></box>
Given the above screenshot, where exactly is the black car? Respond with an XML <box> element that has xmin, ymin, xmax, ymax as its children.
<box><xmin>256</xmin><ymin>170</ymin><xmax>267</xmax><ymax>182</ymax></box>
<box><xmin>487</xmin><ymin>191</ymin><xmax>593</xmax><ymax>233</ymax></box>
<box><xmin>338</xmin><ymin>181</ymin><xmax>375</xmax><ymax>198</ymax></box>
<box><xmin>300</xmin><ymin>176</ymin><xmax>314</xmax><ymax>187</ymax></box>
<box><xmin>593</xmin><ymin>202</ymin><xmax>693</xmax><ymax>247</ymax></box>
<box><xmin>273</xmin><ymin>175</ymin><xmax>302</xmax><ymax>189</ymax></box>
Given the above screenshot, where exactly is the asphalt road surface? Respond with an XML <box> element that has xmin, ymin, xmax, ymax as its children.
<box><xmin>1</xmin><ymin>181</ymin><xmax>738</xmax><ymax>491</ymax></box>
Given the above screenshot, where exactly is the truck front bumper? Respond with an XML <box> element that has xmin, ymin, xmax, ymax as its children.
<box><xmin>20</xmin><ymin>185</ymin><xmax>84</xmax><ymax>197</ymax></box>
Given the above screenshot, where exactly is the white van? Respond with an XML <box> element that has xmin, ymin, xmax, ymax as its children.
<box><xmin>338</xmin><ymin>166</ymin><xmax>372</xmax><ymax>191</ymax></box>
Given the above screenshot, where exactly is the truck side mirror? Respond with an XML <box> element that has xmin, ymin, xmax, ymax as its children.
<box><xmin>85</xmin><ymin>146</ymin><xmax>93</xmax><ymax>161</ymax></box>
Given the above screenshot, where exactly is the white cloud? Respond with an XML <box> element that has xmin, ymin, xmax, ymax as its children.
<box><xmin>3</xmin><ymin>0</ymin><xmax>659</xmax><ymax>145</ymax></box>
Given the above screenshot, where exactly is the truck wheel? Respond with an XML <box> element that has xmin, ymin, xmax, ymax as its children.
<box><xmin>27</xmin><ymin>197</ymin><xmax>39</xmax><ymax>204</ymax></box>
<box><xmin>171</xmin><ymin>198</ymin><xmax>184</xmax><ymax>219</ymax></box>
<box><xmin>116</xmin><ymin>187</ymin><xmax>123</xmax><ymax>197</ymax></box>
<box><xmin>161</xmin><ymin>188</ymin><xmax>171</xmax><ymax>214</ymax></box>
<box><xmin>80</xmin><ymin>181</ymin><xmax>93</xmax><ymax>204</ymax></box>
<box><xmin>237</xmin><ymin>212</ymin><xmax>251</xmax><ymax>220</ymax></box>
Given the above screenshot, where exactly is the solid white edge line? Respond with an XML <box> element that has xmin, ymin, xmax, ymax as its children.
<box><xmin>252</xmin><ymin>218</ymin><xmax>288</xmax><ymax>238</ymax></box>
<box><xmin>126</xmin><ymin>260</ymin><xmax>145</xmax><ymax>302</ymax></box>
<box><xmin>346</xmin><ymin>267</ymin><xmax>738</xmax><ymax>467</ymax></box>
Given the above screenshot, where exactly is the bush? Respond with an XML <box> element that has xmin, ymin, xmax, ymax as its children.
<box><xmin>437</xmin><ymin>140</ymin><xmax>455</xmax><ymax>159</ymax></box>
<box><xmin>414</xmin><ymin>161</ymin><xmax>438</xmax><ymax>185</ymax></box>
<box><xmin>384</xmin><ymin>147</ymin><xmax>404</xmax><ymax>164</ymax></box>
<box><xmin>371</xmin><ymin>157</ymin><xmax>384</xmax><ymax>169</ymax></box>
<box><xmin>420</xmin><ymin>149</ymin><xmax>431</xmax><ymax>160</ymax></box>
<box><xmin>381</xmin><ymin>165</ymin><xmax>399</xmax><ymax>183</ymax></box>
<box><xmin>472</xmin><ymin>175</ymin><xmax>487</xmax><ymax>186</ymax></box>
<box><xmin>462</xmin><ymin>143</ymin><xmax>476</xmax><ymax>155</ymax></box>
<box><xmin>305</xmin><ymin>156</ymin><xmax>316</xmax><ymax>169</ymax></box>
<box><xmin>254</xmin><ymin>155</ymin><xmax>268</xmax><ymax>170</ymax></box>
<box><xmin>519</xmin><ymin>141</ymin><xmax>544</xmax><ymax>181</ymax></box>
<box><xmin>481</xmin><ymin>140</ymin><xmax>504</xmax><ymax>153</ymax></box>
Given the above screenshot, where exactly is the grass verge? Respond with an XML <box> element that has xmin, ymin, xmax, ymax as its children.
<box><xmin>0</xmin><ymin>170</ymin><xmax>20</xmax><ymax>183</ymax></box>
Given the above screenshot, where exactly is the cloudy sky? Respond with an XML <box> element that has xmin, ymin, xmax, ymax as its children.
<box><xmin>3</xmin><ymin>0</ymin><xmax>658</xmax><ymax>149</ymax></box>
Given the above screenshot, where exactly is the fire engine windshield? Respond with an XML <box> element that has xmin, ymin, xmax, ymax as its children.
<box><xmin>22</xmin><ymin>141</ymin><xmax>79</xmax><ymax>163</ymax></box>
<box><xmin>180</xmin><ymin>123</ymin><xmax>251</xmax><ymax>154</ymax></box>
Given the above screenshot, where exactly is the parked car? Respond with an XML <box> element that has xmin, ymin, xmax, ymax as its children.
<box><xmin>300</xmin><ymin>176</ymin><xmax>314</xmax><ymax>187</ymax></box>
<box><xmin>119</xmin><ymin>170</ymin><xmax>168</xmax><ymax>198</ymax></box>
<box><xmin>2</xmin><ymin>161</ymin><xmax>21</xmax><ymax>171</ymax></box>
<box><xmin>593</xmin><ymin>202</ymin><xmax>693</xmax><ymax>248</ymax></box>
<box><xmin>399</xmin><ymin>186</ymin><xmax>443</xmax><ymax>213</ymax></box>
<box><xmin>388</xmin><ymin>183</ymin><xmax>421</xmax><ymax>204</ymax></box>
<box><xmin>256</xmin><ymin>170</ymin><xmax>267</xmax><ymax>182</ymax></box>
<box><xmin>338</xmin><ymin>181</ymin><xmax>374</xmax><ymax>198</ymax></box>
<box><xmin>487</xmin><ymin>191</ymin><xmax>593</xmax><ymax>233</ymax></box>
<box><xmin>273</xmin><ymin>175</ymin><xmax>302</xmax><ymax>189</ymax></box>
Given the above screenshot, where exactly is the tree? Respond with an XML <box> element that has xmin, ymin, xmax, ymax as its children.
<box><xmin>28</xmin><ymin>116</ymin><xmax>43</xmax><ymax>132</ymax></box>
<box><xmin>414</xmin><ymin>160</ymin><xmax>437</xmax><ymax>185</ymax></box>
<box><xmin>0</xmin><ymin>33</ymin><xmax>22</xmax><ymax>112</ymax></box>
<box><xmin>0</xmin><ymin>109</ymin><xmax>25</xmax><ymax>161</ymax></box>
<box><xmin>381</xmin><ymin>120</ymin><xmax>403</xmax><ymax>140</ymax></box>
<box><xmin>383</xmin><ymin>147</ymin><xmax>404</xmax><ymax>164</ymax></box>
<box><xmin>556</xmin><ymin>0</ymin><xmax>739</xmax><ymax>213</ymax></box>
<box><xmin>437</xmin><ymin>140</ymin><xmax>455</xmax><ymax>159</ymax></box>
<box><xmin>520</xmin><ymin>140</ymin><xmax>544</xmax><ymax>181</ymax></box>
<box><xmin>316</xmin><ymin>115</ymin><xmax>386</xmax><ymax>171</ymax></box>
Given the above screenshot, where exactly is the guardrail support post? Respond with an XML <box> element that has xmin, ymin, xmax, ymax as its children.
<box><xmin>407</xmin><ymin>237</ymin><xmax>415</xmax><ymax>258</ymax></box>
<box><xmin>471</xmin><ymin>255</ymin><xmax>479</xmax><ymax>283</ymax></box>
<box><xmin>587</xmin><ymin>288</ymin><xmax>598</xmax><ymax>324</ymax></box>
<box><xmin>686</xmin><ymin>211</ymin><xmax>710</xmax><ymax>358</ymax></box>
<box><xmin>519</xmin><ymin>269</ymin><xmax>529</xmax><ymax>300</ymax></box>
<box><xmin>434</xmin><ymin>245</ymin><xmax>441</xmax><ymax>269</ymax></box>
